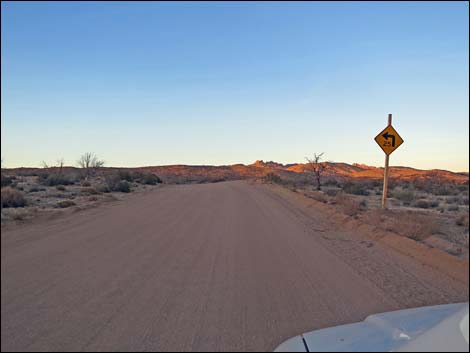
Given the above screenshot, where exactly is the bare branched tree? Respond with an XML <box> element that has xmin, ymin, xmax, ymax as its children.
<box><xmin>41</xmin><ymin>158</ymin><xmax>64</xmax><ymax>174</ymax></box>
<box><xmin>56</xmin><ymin>158</ymin><xmax>65</xmax><ymax>176</ymax></box>
<box><xmin>305</xmin><ymin>153</ymin><xmax>329</xmax><ymax>191</ymax></box>
<box><xmin>77</xmin><ymin>153</ymin><xmax>104</xmax><ymax>179</ymax></box>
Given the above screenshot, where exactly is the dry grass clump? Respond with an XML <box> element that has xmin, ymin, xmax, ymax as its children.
<box><xmin>331</xmin><ymin>192</ymin><xmax>366</xmax><ymax>216</ymax></box>
<box><xmin>392</xmin><ymin>188</ymin><xmax>415</xmax><ymax>205</ymax></box>
<box><xmin>10</xmin><ymin>208</ymin><xmax>32</xmax><ymax>221</ymax></box>
<box><xmin>56</xmin><ymin>200</ymin><xmax>76</xmax><ymax>208</ymax></box>
<box><xmin>1</xmin><ymin>187</ymin><xmax>27</xmax><ymax>208</ymax></box>
<box><xmin>386</xmin><ymin>211</ymin><xmax>440</xmax><ymax>241</ymax></box>
<box><xmin>363</xmin><ymin>208</ymin><xmax>440</xmax><ymax>241</ymax></box>
<box><xmin>456</xmin><ymin>213</ymin><xmax>469</xmax><ymax>230</ymax></box>
<box><xmin>341</xmin><ymin>181</ymin><xmax>370</xmax><ymax>196</ymax></box>
<box><xmin>80</xmin><ymin>187</ymin><xmax>100</xmax><ymax>195</ymax></box>
<box><xmin>305</xmin><ymin>191</ymin><xmax>329</xmax><ymax>204</ymax></box>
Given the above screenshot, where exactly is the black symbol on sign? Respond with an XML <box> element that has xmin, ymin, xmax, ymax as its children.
<box><xmin>382</xmin><ymin>132</ymin><xmax>396</xmax><ymax>147</ymax></box>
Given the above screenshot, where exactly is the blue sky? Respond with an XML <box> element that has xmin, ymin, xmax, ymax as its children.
<box><xmin>1</xmin><ymin>1</ymin><xmax>469</xmax><ymax>171</ymax></box>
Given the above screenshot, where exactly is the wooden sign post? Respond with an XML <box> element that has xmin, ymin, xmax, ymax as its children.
<box><xmin>374</xmin><ymin>114</ymin><xmax>404</xmax><ymax>209</ymax></box>
<box><xmin>382</xmin><ymin>114</ymin><xmax>392</xmax><ymax>209</ymax></box>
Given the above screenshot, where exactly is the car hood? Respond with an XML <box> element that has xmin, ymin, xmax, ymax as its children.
<box><xmin>275</xmin><ymin>302</ymin><xmax>469</xmax><ymax>352</ymax></box>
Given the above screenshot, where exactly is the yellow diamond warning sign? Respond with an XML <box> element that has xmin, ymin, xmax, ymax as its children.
<box><xmin>374</xmin><ymin>124</ymin><xmax>404</xmax><ymax>156</ymax></box>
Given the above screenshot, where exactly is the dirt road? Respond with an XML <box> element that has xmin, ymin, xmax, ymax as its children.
<box><xmin>1</xmin><ymin>181</ymin><xmax>468</xmax><ymax>352</ymax></box>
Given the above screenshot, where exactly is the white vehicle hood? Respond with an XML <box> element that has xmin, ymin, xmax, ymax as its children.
<box><xmin>275</xmin><ymin>303</ymin><xmax>469</xmax><ymax>352</ymax></box>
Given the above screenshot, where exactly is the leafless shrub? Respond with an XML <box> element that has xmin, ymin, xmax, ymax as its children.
<box><xmin>1</xmin><ymin>187</ymin><xmax>27</xmax><ymax>208</ymax></box>
<box><xmin>77</xmin><ymin>153</ymin><xmax>104</xmax><ymax>179</ymax></box>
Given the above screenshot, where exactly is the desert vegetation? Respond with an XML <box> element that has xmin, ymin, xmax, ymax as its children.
<box><xmin>263</xmin><ymin>171</ymin><xmax>469</xmax><ymax>255</ymax></box>
<box><xmin>1</xmin><ymin>154</ymin><xmax>163</xmax><ymax>225</ymax></box>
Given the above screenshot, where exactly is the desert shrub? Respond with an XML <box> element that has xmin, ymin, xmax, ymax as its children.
<box><xmin>413</xmin><ymin>200</ymin><xmax>430</xmax><ymax>209</ymax></box>
<box><xmin>306</xmin><ymin>191</ymin><xmax>328</xmax><ymax>203</ymax></box>
<box><xmin>432</xmin><ymin>184</ymin><xmax>458</xmax><ymax>196</ymax></box>
<box><xmin>211</xmin><ymin>177</ymin><xmax>227</xmax><ymax>183</ymax></box>
<box><xmin>56</xmin><ymin>185</ymin><xmax>66</xmax><ymax>191</ymax></box>
<box><xmin>40</xmin><ymin>173</ymin><xmax>75</xmax><ymax>186</ymax></box>
<box><xmin>1</xmin><ymin>174</ymin><xmax>13</xmax><ymax>187</ymax></box>
<box><xmin>11</xmin><ymin>209</ymin><xmax>29</xmax><ymax>221</ymax></box>
<box><xmin>29</xmin><ymin>186</ymin><xmax>45</xmax><ymax>193</ymax></box>
<box><xmin>80</xmin><ymin>187</ymin><xmax>99</xmax><ymax>195</ymax></box>
<box><xmin>263</xmin><ymin>173</ymin><xmax>285</xmax><ymax>185</ymax></box>
<box><xmin>363</xmin><ymin>208</ymin><xmax>386</xmax><ymax>226</ymax></box>
<box><xmin>390</xmin><ymin>212</ymin><xmax>440</xmax><ymax>241</ymax></box>
<box><xmin>392</xmin><ymin>189</ymin><xmax>415</xmax><ymax>205</ymax></box>
<box><xmin>56</xmin><ymin>200</ymin><xmax>76</xmax><ymax>208</ymax></box>
<box><xmin>342</xmin><ymin>181</ymin><xmax>370</xmax><ymax>196</ymax></box>
<box><xmin>89</xmin><ymin>196</ymin><xmax>99</xmax><ymax>202</ymax></box>
<box><xmin>456</xmin><ymin>213</ymin><xmax>469</xmax><ymax>230</ymax></box>
<box><xmin>446</xmin><ymin>196</ymin><xmax>469</xmax><ymax>206</ymax></box>
<box><xmin>401</xmin><ymin>182</ymin><xmax>412</xmax><ymax>190</ymax></box>
<box><xmin>325</xmin><ymin>189</ymin><xmax>339</xmax><ymax>197</ymax></box>
<box><xmin>332</xmin><ymin>193</ymin><xmax>365</xmax><ymax>216</ymax></box>
<box><xmin>81</xmin><ymin>180</ymin><xmax>91</xmax><ymax>187</ymax></box>
<box><xmin>446</xmin><ymin>196</ymin><xmax>462</xmax><ymax>204</ymax></box>
<box><xmin>447</xmin><ymin>205</ymin><xmax>459</xmax><ymax>212</ymax></box>
<box><xmin>96</xmin><ymin>185</ymin><xmax>111</xmax><ymax>193</ymax></box>
<box><xmin>118</xmin><ymin>170</ymin><xmax>135</xmax><ymax>182</ymax></box>
<box><xmin>80</xmin><ymin>187</ymin><xmax>100</xmax><ymax>195</ymax></box>
<box><xmin>411</xmin><ymin>180</ymin><xmax>431</xmax><ymax>192</ymax></box>
<box><xmin>428</xmin><ymin>200</ymin><xmax>440</xmax><ymax>208</ymax></box>
<box><xmin>105</xmin><ymin>174</ymin><xmax>131</xmax><ymax>193</ymax></box>
<box><xmin>1</xmin><ymin>187</ymin><xmax>27</xmax><ymax>208</ymax></box>
<box><xmin>15</xmin><ymin>170</ymin><xmax>39</xmax><ymax>177</ymax></box>
<box><xmin>324</xmin><ymin>178</ymin><xmax>339</xmax><ymax>187</ymax></box>
<box><xmin>139</xmin><ymin>173</ymin><xmax>162</xmax><ymax>185</ymax></box>
<box><xmin>115</xmin><ymin>180</ymin><xmax>130</xmax><ymax>193</ymax></box>
<box><xmin>388</xmin><ymin>179</ymin><xmax>399</xmax><ymax>190</ymax></box>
